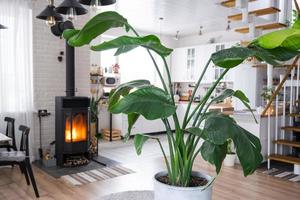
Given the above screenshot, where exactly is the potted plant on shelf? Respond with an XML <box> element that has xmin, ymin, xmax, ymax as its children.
<box><xmin>63</xmin><ymin>11</ymin><xmax>300</xmax><ymax>200</ymax></box>
<box><xmin>223</xmin><ymin>139</ymin><xmax>236</xmax><ymax>167</ymax></box>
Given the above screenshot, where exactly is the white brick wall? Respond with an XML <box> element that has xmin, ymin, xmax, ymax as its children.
<box><xmin>32</xmin><ymin>0</ymin><xmax>90</xmax><ymax>158</ymax></box>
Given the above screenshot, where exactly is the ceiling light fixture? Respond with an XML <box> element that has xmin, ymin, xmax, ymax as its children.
<box><xmin>79</xmin><ymin>0</ymin><xmax>116</xmax><ymax>11</ymax></box>
<box><xmin>226</xmin><ymin>20</ymin><xmax>231</xmax><ymax>31</ymax></box>
<box><xmin>55</xmin><ymin>0</ymin><xmax>88</xmax><ymax>21</ymax></box>
<box><xmin>0</xmin><ymin>24</ymin><xmax>7</xmax><ymax>29</ymax></box>
<box><xmin>199</xmin><ymin>26</ymin><xmax>203</xmax><ymax>36</ymax></box>
<box><xmin>174</xmin><ymin>31</ymin><xmax>180</xmax><ymax>40</ymax></box>
<box><xmin>36</xmin><ymin>0</ymin><xmax>63</xmax><ymax>27</ymax></box>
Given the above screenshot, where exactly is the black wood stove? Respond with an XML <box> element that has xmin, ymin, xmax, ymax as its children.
<box><xmin>55</xmin><ymin>96</ymin><xmax>90</xmax><ymax>167</ymax></box>
<box><xmin>54</xmin><ymin>24</ymin><xmax>90</xmax><ymax>167</ymax></box>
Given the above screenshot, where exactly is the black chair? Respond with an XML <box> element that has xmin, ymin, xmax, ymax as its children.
<box><xmin>0</xmin><ymin>125</ymin><xmax>39</xmax><ymax>198</ymax></box>
<box><xmin>0</xmin><ymin>117</ymin><xmax>17</xmax><ymax>151</ymax></box>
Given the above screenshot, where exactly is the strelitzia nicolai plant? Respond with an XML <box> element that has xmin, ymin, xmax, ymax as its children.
<box><xmin>63</xmin><ymin>11</ymin><xmax>300</xmax><ymax>187</ymax></box>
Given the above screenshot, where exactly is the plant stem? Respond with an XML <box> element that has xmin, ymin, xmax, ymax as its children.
<box><xmin>182</xmin><ymin>58</ymin><xmax>212</xmax><ymax>129</ymax></box>
<box><xmin>194</xmin><ymin>69</ymin><xmax>230</xmax><ymax>126</ymax></box>
<box><xmin>128</xmin><ymin>25</ymin><xmax>168</xmax><ymax>92</ymax></box>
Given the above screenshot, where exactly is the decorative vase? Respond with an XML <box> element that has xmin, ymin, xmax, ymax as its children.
<box><xmin>153</xmin><ymin>171</ymin><xmax>213</xmax><ymax>200</ymax></box>
<box><xmin>223</xmin><ymin>153</ymin><xmax>236</xmax><ymax>167</ymax></box>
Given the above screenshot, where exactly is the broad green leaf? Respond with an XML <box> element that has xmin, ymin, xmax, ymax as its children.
<box><xmin>249</xmin><ymin>45</ymin><xmax>280</xmax><ymax>66</ymax></box>
<box><xmin>200</xmin><ymin>141</ymin><xmax>227</xmax><ymax>174</ymax></box>
<box><xmin>203</xmin><ymin>113</ymin><xmax>263</xmax><ymax>176</ymax></box>
<box><xmin>255</xmin><ymin>28</ymin><xmax>300</xmax><ymax>51</ymax></box>
<box><xmin>110</xmin><ymin>86</ymin><xmax>176</xmax><ymax>120</ymax></box>
<box><xmin>125</xmin><ymin>113</ymin><xmax>140</xmax><ymax>141</ymax></box>
<box><xmin>256</xmin><ymin>29</ymin><xmax>297</xmax><ymax>49</ymax></box>
<box><xmin>231</xmin><ymin>125</ymin><xmax>263</xmax><ymax>175</ymax></box>
<box><xmin>293</xmin><ymin>19</ymin><xmax>300</xmax><ymax>29</ymax></box>
<box><xmin>211</xmin><ymin>47</ymin><xmax>255</xmax><ymax>68</ymax></box>
<box><xmin>185</xmin><ymin>127</ymin><xmax>204</xmax><ymax>137</ymax></box>
<box><xmin>108</xmin><ymin>79</ymin><xmax>151</xmax><ymax>110</ymax></box>
<box><xmin>91</xmin><ymin>35</ymin><xmax>173</xmax><ymax>57</ymax></box>
<box><xmin>63</xmin><ymin>11</ymin><xmax>130</xmax><ymax>47</ymax></box>
<box><xmin>281</xmin><ymin>34</ymin><xmax>300</xmax><ymax>51</ymax></box>
<box><xmin>203</xmin><ymin>114</ymin><xmax>233</xmax><ymax>145</ymax></box>
<box><xmin>63</xmin><ymin>29</ymin><xmax>80</xmax><ymax>40</ymax></box>
<box><xmin>265</xmin><ymin>47</ymin><xmax>299</xmax><ymax>62</ymax></box>
<box><xmin>134</xmin><ymin>134</ymin><xmax>150</xmax><ymax>155</ymax></box>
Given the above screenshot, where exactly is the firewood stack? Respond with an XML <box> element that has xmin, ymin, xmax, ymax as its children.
<box><xmin>63</xmin><ymin>156</ymin><xmax>89</xmax><ymax>167</ymax></box>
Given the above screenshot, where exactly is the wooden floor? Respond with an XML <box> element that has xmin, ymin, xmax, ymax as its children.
<box><xmin>1</xmin><ymin>136</ymin><xmax>300</xmax><ymax>200</ymax></box>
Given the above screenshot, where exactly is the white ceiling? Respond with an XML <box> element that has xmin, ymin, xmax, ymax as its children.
<box><xmin>100</xmin><ymin>0</ymin><xmax>235</xmax><ymax>37</ymax></box>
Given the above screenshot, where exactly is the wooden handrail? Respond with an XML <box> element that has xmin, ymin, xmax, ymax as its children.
<box><xmin>261</xmin><ymin>56</ymin><xmax>300</xmax><ymax>116</ymax></box>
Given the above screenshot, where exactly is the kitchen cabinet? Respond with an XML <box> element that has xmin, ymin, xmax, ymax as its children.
<box><xmin>112</xmin><ymin>114</ymin><xmax>174</xmax><ymax>136</ymax></box>
<box><xmin>171</xmin><ymin>47</ymin><xmax>198</xmax><ymax>82</ymax></box>
<box><xmin>196</xmin><ymin>44</ymin><xmax>215</xmax><ymax>83</ymax></box>
<box><xmin>171</xmin><ymin>42</ymin><xmax>238</xmax><ymax>84</ymax></box>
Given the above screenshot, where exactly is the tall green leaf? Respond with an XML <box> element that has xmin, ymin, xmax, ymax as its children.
<box><xmin>109</xmin><ymin>86</ymin><xmax>176</xmax><ymax>120</ymax></box>
<box><xmin>108</xmin><ymin>79</ymin><xmax>151</xmax><ymax>110</ymax></box>
<box><xmin>63</xmin><ymin>11</ymin><xmax>130</xmax><ymax>47</ymax></box>
<box><xmin>126</xmin><ymin>113</ymin><xmax>140</xmax><ymax>141</ymax></box>
<box><xmin>200</xmin><ymin>141</ymin><xmax>227</xmax><ymax>174</ymax></box>
<box><xmin>211</xmin><ymin>47</ymin><xmax>255</xmax><ymax>68</ymax></box>
<box><xmin>202</xmin><ymin>113</ymin><xmax>262</xmax><ymax>176</ymax></box>
<box><xmin>255</xmin><ymin>28</ymin><xmax>300</xmax><ymax>51</ymax></box>
<box><xmin>91</xmin><ymin>35</ymin><xmax>173</xmax><ymax>57</ymax></box>
<box><xmin>134</xmin><ymin>134</ymin><xmax>150</xmax><ymax>155</ymax></box>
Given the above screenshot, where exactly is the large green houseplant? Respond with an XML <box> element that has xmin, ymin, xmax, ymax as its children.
<box><xmin>63</xmin><ymin>11</ymin><xmax>300</xmax><ymax>199</ymax></box>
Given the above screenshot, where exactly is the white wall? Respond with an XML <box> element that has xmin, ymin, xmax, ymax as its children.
<box><xmin>174</xmin><ymin>30</ymin><xmax>246</xmax><ymax>48</ymax></box>
<box><xmin>32</xmin><ymin>0</ymin><xmax>90</xmax><ymax>158</ymax></box>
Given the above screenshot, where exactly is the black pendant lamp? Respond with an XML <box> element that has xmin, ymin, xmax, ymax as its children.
<box><xmin>56</xmin><ymin>0</ymin><xmax>88</xmax><ymax>21</ymax></box>
<box><xmin>0</xmin><ymin>24</ymin><xmax>7</xmax><ymax>29</ymax></box>
<box><xmin>36</xmin><ymin>0</ymin><xmax>63</xmax><ymax>27</ymax></box>
<box><xmin>79</xmin><ymin>0</ymin><xmax>116</xmax><ymax>6</ymax></box>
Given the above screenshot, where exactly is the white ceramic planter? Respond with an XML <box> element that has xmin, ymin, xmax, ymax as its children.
<box><xmin>154</xmin><ymin>171</ymin><xmax>213</xmax><ymax>200</ymax></box>
<box><xmin>223</xmin><ymin>154</ymin><xmax>236</xmax><ymax>167</ymax></box>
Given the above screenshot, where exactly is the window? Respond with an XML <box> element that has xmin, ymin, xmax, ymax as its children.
<box><xmin>0</xmin><ymin>0</ymin><xmax>33</xmax><ymax>113</ymax></box>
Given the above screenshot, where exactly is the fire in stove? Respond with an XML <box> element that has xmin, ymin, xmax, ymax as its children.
<box><xmin>65</xmin><ymin>113</ymin><xmax>87</xmax><ymax>143</ymax></box>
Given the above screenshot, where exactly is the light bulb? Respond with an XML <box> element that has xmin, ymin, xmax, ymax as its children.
<box><xmin>46</xmin><ymin>16</ymin><xmax>56</xmax><ymax>27</ymax></box>
<box><xmin>67</xmin><ymin>7</ymin><xmax>77</xmax><ymax>21</ymax></box>
<box><xmin>90</xmin><ymin>0</ymin><xmax>101</xmax><ymax>11</ymax></box>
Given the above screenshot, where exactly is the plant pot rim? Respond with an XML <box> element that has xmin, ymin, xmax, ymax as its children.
<box><xmin>154</xmin><ymin>171</ymin><xmax>214</xmax><ymax>191</ymax></box>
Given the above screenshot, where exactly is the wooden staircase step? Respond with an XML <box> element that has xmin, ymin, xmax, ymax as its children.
<box><xmin>281</xmin><ymin>126</ymin><xmax>300</xmax><ymax>132</ymax></box>
<box><xmin>228</xmin><ymin>7</ymin><xmax>280</xmax><ymax>21</ymax></box>
<box><xmin>288</xmin><ymin>113</ymin><xmax>300</xmax><ymax>117</ymax></box>
<box><xmin>273</xmin><ymin>139</ymin><xmax>300</xmax><ymax>148</ymax></box>
<box><xmin>269</xmin><ymin>154</ymin><xmax>300</xmax><ymax>165</ymax></box>
<box><xmin>235</xmin><ymin>23</ymin><xmax>287</xmax><ymax>34</ymax></box>
<box><xmin>252</xmin><ymin>64</ymin><xmax>297</xmax><ymax>68</ymax></box>
<box><xmin>221</xmin><ymin>0</ymin><xmax>257</xmax><ymax>8</ymax></box>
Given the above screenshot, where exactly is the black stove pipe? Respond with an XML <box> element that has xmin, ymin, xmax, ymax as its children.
<box><xmin>66</xmin><ymin>43</ymin><xmax>75</xmax><ymax>96</ymax></box>
<box><xmin>51</xmin><ymin>21</ymin><xmax>75</xmax><ymax>97</ymax></box>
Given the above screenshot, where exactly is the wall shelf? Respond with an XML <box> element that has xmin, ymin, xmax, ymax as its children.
<box><xmin>221</xmin><ymin>0</ymin><xmax>256</xmax><ymax>8</ymax></box>
<box><xmin>235</xmin><ymin>22</ymin><xmax>287</xmax><ymax>33</ymax></box>
<box><xmin>228</xmin><ymin>7</ymin><xmax>280</xmax><ymax>21</ymax></box>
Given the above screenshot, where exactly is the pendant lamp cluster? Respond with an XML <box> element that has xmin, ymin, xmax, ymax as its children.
<box><xmin>36</xmin><ymin>0</ymin><xmax>116</xmax><ymax>27</ymax></box>
<box><xmin>0</xmin><ymin>24</ymin><xmax>7</xmax><ymax>29</ymax></box>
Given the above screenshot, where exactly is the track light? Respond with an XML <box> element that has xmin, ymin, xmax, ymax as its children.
<box><xmin>174</xmin><ymin>31</ymin><xmax>180</xmax><ymax>40</ymax></box>
<box><xmin>199</xmin><ymin>26</ymin><xmax>203</xmax><ymax>36</ymax></box>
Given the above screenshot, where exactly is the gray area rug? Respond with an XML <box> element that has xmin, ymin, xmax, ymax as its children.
<box><xmin>101</xmin><ymin>191</ymin><xmax>154</xmax><ymax>200</ymax></box>
<box><xmin>34</xmin><ymin>156</ymin><xmax>119</xmax><ymax>178</ymax></box>
<box><xmin>60</xmin><ymin>165</ymin><xmax>135</xmax><ymax>186</ymax></box>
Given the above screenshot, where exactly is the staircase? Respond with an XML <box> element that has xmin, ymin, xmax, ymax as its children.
<box><xmin>262</xmin><ymin>56</ymin><xmax>300</xmax><ymax>174</ymax></box>
<box><xmin>221</xmin><ymin>0</ymin><xmax>257</xmax><ymax>8</ymax></box>
<box><xmin>220</xmin><ymin>0</ymin><xmax>286</xmax><ymax>35</ymax></box>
